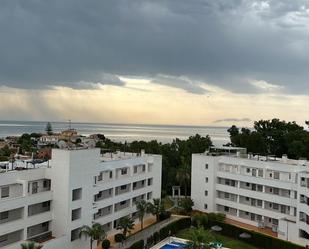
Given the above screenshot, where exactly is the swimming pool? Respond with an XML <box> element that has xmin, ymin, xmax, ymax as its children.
<box><xmin>160</xmin><ymin>242</ymin><xmax>187</xmax><ymax>249</ymax></box>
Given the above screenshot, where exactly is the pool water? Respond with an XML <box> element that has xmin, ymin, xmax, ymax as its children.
<box><xmin>160</xmin><ymin>242</ymin><xmax>186</xmax><ymax>249</ymax></box>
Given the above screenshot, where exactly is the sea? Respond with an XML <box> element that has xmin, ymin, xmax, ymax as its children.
<box><xmin>0</xmin><ymin>121</ymin><xmax>230</xmax><ymax>145</ymax></box>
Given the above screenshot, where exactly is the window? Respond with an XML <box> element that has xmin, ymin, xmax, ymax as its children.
<box><xmin>205</xmin><ymin>190</ymin><xmax>208</xmax><ymax>196</ymax></box>
<box><xmin>121</xmin><ymin>168</ymin><xmax>127</xmax><ymax>175</ymax></box>
<box><xmin>205</xmin><ymin>164</ymin><xmax>208</xmax><ymax>169</ymax></box>
<box><xmin>72</xmin><ymin>208</ymin><xmax>81</xmax><ymax>221</ymax></box>
<box><xmin>1</xmin><ymin>186</ymin><xmax>9</xmax><ymax>198</ymax></box>
<box><xmin>148</xmin><ymin>178</ymin><xmax>153</xmax><ymax>186</ymax></box>
<box><xmin>246</xmin><ymin>197</ymin><xmax>250</xmax><ymax>201</ymax></box>
<box><xmin>98</xmin><ymin>172</ymin><xmax>103</xmax><ymax>181</ymax></box>
<box><xmin>224</xmin><ymin>192</ymin><xmax>229</xmax><ymax>199</ymax></box>
<box><xmin>258</xmin><ymin>169</ymin><xmax>263</xmax><ymax>177</ymax></box>
<box><xmin>246</xmin><ymin>182</ymin><xmax>250</xmax><ymax>187</ymax></box>
<box><xmin>42</xmin><ymin>222</ymin><xmax>49</xmax><ymax>228</ymax></box>
<box><xmin>72</xmin><ymin>188</ymin><xmax>82</xmax><ymax>201</ymax></box>
<box><xmin>246</xmin><ymin>168</ymin><xmax>250</xmax><ymax>173</ymax></box>
<box><xmin>205</xmin><ymin>177</ymin><xmax>208</xmax><ymax>183</ymax></box>
<box><xmin>224</xmin><ymin>206</ymin><xmax>229</xmax><ymax>212</ymax></box>
<box><xmin>134</xmin><ymin>166</ymin><xmax>137</xmax><ymax>173</ymax></box>
<box><xmin>0</xmin><ymin>211</ymin><xmax>9</xmax><ymax>220</ymax></box>
<box><xmin>71</xmin><ymin>228</ymin><xmax>80</xmax><ymax>241</ymax></box>
<box><xmin>120</xmin><ymin>201</ymin><xmax>126</xmax><ymax>205</ymax></box>
<box><xmin>0</xmin><ymin>235</ymin><xmax>7</xmax><ymax>243</ymax></box>
<box><xmin>142</xmin><ymin>165</ymin><xmax>146</xmax><ymax>172</ymax></box>
<box><xmin>147</xmin><ymin>192</ymin><xmax>152</xmax><ymax>200</ymax></box>
<box><xmin>43</xmin><ymin>180</ymin><xmax>49</xmax><ymax>188</ymax></box>
<box><xmin>109</xmin><ymin>171</ymin><xmax>113</xmax><ymax>179</ymax></box>
<box><xmin>204</xmin><ymin>204</ymin><xmax>208</xmax><ymax>209</ymax></box>
<box><xmin>42</xmin><ymin>201</ymin><xmax>50</xmax><ymax>208</ymax></box>
<box><xmin>120</xmin><ymin>185</ymin><xmax>127</xmax><ymax>190</ymax></box>
<box><xmin>133</xmin><ymin>182</ymin><xmax>137</xmax><ymax>188</ymax></box>
<box><xmin>274</xmin><ymin>172</ymin><xmax>280</xmax><ymax>180</ymax></box>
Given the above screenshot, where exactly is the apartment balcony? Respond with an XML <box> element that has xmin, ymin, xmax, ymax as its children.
<box><xmin>94</xmin><ymin>170</ymin><xmax>113</xmax><ymax>185</ymax></box>
<box><xmin>28</xmin><ymin>179</ymin><xmax>51</xmax><ymax>195</ymax></box>
<box><xmin>133</xmin><ymin>164</ymin><xmax>146</xmax><ymax>175</ymax></box>
<box><xmin>28</xmin><ymin>201</ymin><xmax>51</xmax><ymax>216</ymax></box>
<box><xmin>94</xmin><ymin>205</ymin><xmax>113</xmax><ymax>220</ymax></box>
<box><xmin>94</xmin><ymin>188</ymin><xmax>113</xmax><ymax>202</ymax></box>
<box><xmin>115</xmin><ymin>184</ymin><xmax>131</xmax><ymax>195</ymax></box>
<box><xmin>27</xmin><ymin>221</ymin><xmax>51</xmax><ymax>241</ymax></box>
<box><xmin>216</xmin><ymin>183</ymin><xmax>296</xmax><ymax>207</ymax></box>
<box><xmin>132</xmin><ymin>194</ymin><xmax>145</xmax><ymax>206</ymax></box>
<box><xmin>116</xmin><ymin>167</ymin><xmax>130</xmax><ymax>179</ymax></box>
<box><xmin>28</xmin><ymin>231</ymin><xmax>53</xmax><ymax>243</ymax></box>
<box><xmin>0</xmin><ymin>229</ymin><xmax>23</xmax><ymax>248</ymax></box>
<box><xmin>114</xmin><ymin>200</ymin><xmax>130</xmax><ymax>212</ymax></box>
<box><xmin>133</xmin><ymin>180</ymin><xmax>146</xmax><ymax>191</ymax></box>
<box><xmin>0</xmin><ymin>207</ymin><xmax>23</xmax><ymax>225</ymax></box>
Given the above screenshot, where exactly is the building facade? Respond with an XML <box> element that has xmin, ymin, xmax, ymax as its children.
<box><xmin>191</xmin><ymin>147</ymin><xmax>309</xmax><ymax>246</ymax></box>
<box><xmin>0</xmin><ymin>148</ymin><xmax>162</xmax><ymax>249</ymax></box>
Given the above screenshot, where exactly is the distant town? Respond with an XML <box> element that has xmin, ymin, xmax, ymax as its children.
<box><xmin>0</xmin><ymin>122</ymin><xmax>106</xmax><ymax>162</ymax></box>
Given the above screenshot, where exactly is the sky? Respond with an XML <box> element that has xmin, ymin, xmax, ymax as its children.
<box><xmin>1</xmin><ymin>0</ymin><xmax>309</xmax><ymax>126</ymax></box>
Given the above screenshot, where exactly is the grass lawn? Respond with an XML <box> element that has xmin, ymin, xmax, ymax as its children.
<box><xmin>177</xmin><ymin>228</ymin><xmax>259</xmax><ymax>249</ymax></box>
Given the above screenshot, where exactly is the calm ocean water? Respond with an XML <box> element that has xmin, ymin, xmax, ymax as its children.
<box><xmin>0</xmin><ymin>121</ymin><xmax>230</xmax><ymax>145</ymax></box>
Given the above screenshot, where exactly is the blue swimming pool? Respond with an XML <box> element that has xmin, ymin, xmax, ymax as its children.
<box><xmin>160</xmin><ymin>242</ymin><xmax>186</xmax><ymax>249</ymax></box>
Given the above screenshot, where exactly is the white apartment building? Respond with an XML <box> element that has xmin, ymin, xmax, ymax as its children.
<box><xmin>191</xmin><ymin>146</ymin><xmax>309</xmax><ymax>246</ymax></box>
<box><xmin>0</xmin><ymin>148</ymin><xmax>162</xmax><ymax>249</ymax></box>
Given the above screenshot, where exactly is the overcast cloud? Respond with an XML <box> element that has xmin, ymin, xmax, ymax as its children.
<box><xmin>0</xmin><ymin>0</ymin><xmax>309</xmax><ymax>94</ymax></box>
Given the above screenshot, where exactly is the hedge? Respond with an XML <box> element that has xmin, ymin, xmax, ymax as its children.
<box><xmin>128</xmin><ymin>240</ymin><xmax>144</xmax><ymax>249</ymax></box>
<box><xmin>159</xmin><ymin>217</ymin><xmax>191</xmax><ymax>240</ymax></box>
<box><xmin>205</xmin><ymin>219</ymin><xmax>306</xmax><ymax>249</ymax></box>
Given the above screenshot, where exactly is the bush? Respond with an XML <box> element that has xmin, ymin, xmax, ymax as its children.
<box><xmin>153</xmin><ymin>232</ymin><xmax>160</xmax><ymax>244</ymax></box>
<box><xmin>147</xmin><ymin>235</ymin><xmax>154</xmax><ymax>247</ymax></box>
<box><xmin>101</xmin><ymin>239</ymin><xmax>110</xmax><ymax>249</ymax></box>
<box><xmin>192</xmin><ymin>213</ymin><xmax>208</xmax><ymax>227</ymax></box>
<box><xmin>129</xmin><ymin>240</ymin><xmax>144</xmax><ymax>249</ymax></box>
<box><xmin>114</xmin><ymin>233</ymin><xmax>125</xmax><ymax>243</ymax></box>
<box><xmin>178</xmin><ymin>198</ymin><xmax>194</xmax><ymax>214</ymax></box>
<box><xmin>159</xmin><ymin>211</ymin><xmax>171</xmax><ymax>221</ymax></box>
<box><xmin>205</xmin><ymin>220</ymin><xmax>305</xmax><ymax>249</ymax></box>
<box><xmin>207</xmin><ymin>212</ymin><xmax>226</xmax><ymax>222</ymax></box>
<box><xmin>159</xmin><ymin>218</ymin><xmax>191</xmax><ymax>240</ymax></box>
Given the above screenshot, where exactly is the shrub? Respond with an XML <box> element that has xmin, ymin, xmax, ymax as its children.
<box><xmin>159</xmin><ymin>218</ymin><xmax>191</xmax><ymax>240</ymax></box>
<box><xmin>192</xmin><ymin>213</ymin><xmax>208</xmax><ymax>227</ymax></box>
<box><xmin>207</xmin><ymin>212</ymin><xmax>226</xmax><ymax>222</ymax></box>
<box><xmin>101</xmin><ymin>239</ymin><xmax>111</xmax><ymax>249</ymax></box>
<box><xmin>178</xmin><ymin>198</ymin><xmax>194</xmax><ymax>214</ymax></box>
<box><xmin>159</xmin><ymin>211</ymin><xmax>171</xmax><ymax>221</ymax></box>
<box><xmin>153</xmin><ymin>232</ymin><xmax>160</xmax><ymax>244</ymax></box>
<box><xmin>114</xmin><ymin>233</ymin><xmax>125</xmax><ymax>243</ymax></box>
<box><xmin>129</xmin><ymin>240</ymin><xmax>144</xmax><ymax>249</ymax></box>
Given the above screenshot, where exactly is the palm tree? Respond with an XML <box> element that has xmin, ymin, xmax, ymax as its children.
<box><xmin>186</xmin><ymin>227</ymin><xmax>213</xmax><ymax>249</ymax></box>
<box><xmin>21</xmin><ymin>242</ymin><xmax>43</xmax><ymax>249</ymax></box>
<box><xmin>176</xmin><ymin>156</ymin><xmax>191</xmax><ymax>197</ymax></box>
<box><xmin>79</xmin><ymin>223</ymin><xmax>106</xmax><ymax>249</ymax></box>
<box><xmin>116</xmin><ymin>216</ymin><xmax>135</xmax><ymax>239</ymax></box>
<box><xmin>136</xmin><ymin>199</ymin><xmax>151</xmax><ymax>230</ymax></box>
<box><xmin>148</xmin><ymin>198</ymin><xmax>165</xmax><ymax>222</ymax></box>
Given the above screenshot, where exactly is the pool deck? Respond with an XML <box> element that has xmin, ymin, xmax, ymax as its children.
<box><xmin>225</xmin><ymin>218</ymin><xmax>278</xmax><ymax>237</ymax></box>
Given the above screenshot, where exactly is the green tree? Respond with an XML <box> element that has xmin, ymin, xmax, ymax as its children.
<box><xmin>79</xmin><ymin>223</ymin><xmax>106</xmax><ymax>249</ymax></box>
<box><xmin>186</xmin><ymin>227</ymin><xmax>213</xmax><ymax>249</ymax></box>
<box><xmin>45</xmin><ymin>122</ymin><xmax>53</xmax><ymax>135</ymax></box>
<box><xmin>20</xmin><ymin>242</ymin><xmax>43</xmax><ymax>249</ymax></box>
<box><xmin>178</xmin><ymin>198</ymin><xmax>194</xmax><ymax>214</ymax></box>
<box><xmin>116</xmin><ymin>217</ymin><xmax>135</xmax><ymax>239</ymax></box>
<box><xmin>148</xmin><ymin>198</ymin><xmax>165</xmax><ymax>222</ymax></box>
<box><xmin>136</xmin><ymin>200</ymin><xmax>151</xmax><ymax>230</ymax></box>
<box><xmin>176</xmin><ymin>157</ymin><xmax>191</xmax><ymax>197</ymax></box>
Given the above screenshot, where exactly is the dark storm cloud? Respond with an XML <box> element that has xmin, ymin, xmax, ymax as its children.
<box><xmin>0</xmin><ymin>0</ymin><xmax>309</xmax><ymax>93</ymax></box>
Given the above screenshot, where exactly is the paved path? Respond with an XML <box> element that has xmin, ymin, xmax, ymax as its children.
<box><xmin>112</xmin><ymin>215</ymin><xmax>182</xmax><ymax>249</ymax></box>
